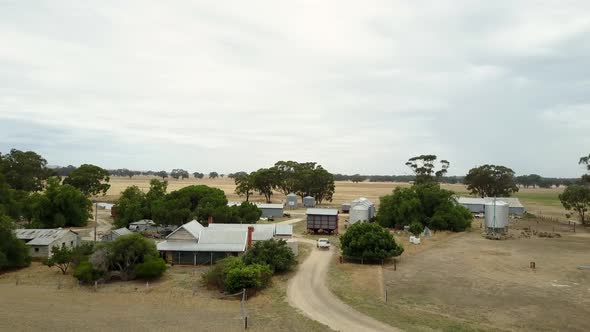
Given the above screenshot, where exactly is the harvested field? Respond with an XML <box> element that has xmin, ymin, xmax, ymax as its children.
<box><xmin>328</xmin><ymin>217</ymin><xmax>590</xmax><ymax>331</ymax></box>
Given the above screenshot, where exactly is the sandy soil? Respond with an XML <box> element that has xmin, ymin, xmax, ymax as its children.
<box><xmin>287</xmin><ymin>239</ymin><xmax>398</xmax><ymax>332</ymax></box>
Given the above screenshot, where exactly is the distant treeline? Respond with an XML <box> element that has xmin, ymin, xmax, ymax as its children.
<box><xmin>333</xmin><ymin>173</ymin><xmax>579</xmax><ymax>188</ymax></box>
<box><xmin>51</xmin><ymin>166</ymin><xmax>579</xmax><ymax>188</ymax></box>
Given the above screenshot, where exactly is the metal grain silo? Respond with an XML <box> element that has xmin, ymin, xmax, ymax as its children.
<box><xmin>286</xmin><ymin>193</ymin><xmax>298</xmax><ymax>208</ymax></box>
<box><xmin>351</xmin><ymin>197</ymin><xmax>375</xmax><ymax>220</ymax></box>
<box><xmin>349</xmin><ymin>205</ymin><xmax>370</xmax><ymax>224</ymax></box>
<box><xmin>303</xmin><ymin>196</ymin><xmax>316</xmax><ymax>207</ymax></box>
<box><xmin>484</xmin><ymin>200</ymin><xmax>509</xmax><ymax>233</ymax></box>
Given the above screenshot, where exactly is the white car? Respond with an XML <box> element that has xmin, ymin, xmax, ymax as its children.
<box><xmin>317</xmin><ymin>238</ymin><xmax>330</xmax><ymax>249</ymax></box>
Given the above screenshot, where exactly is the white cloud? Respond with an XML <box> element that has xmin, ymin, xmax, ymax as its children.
<box><xmin>1</xmin><ymin>0</ymin><xmax>590</xmax><ymax>177</ymax></box>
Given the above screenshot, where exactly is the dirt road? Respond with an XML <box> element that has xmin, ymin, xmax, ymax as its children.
<box><xmin>287</xmin><ymin>241</ymin><xmax>398</xmax><ymax>332</ymax></box>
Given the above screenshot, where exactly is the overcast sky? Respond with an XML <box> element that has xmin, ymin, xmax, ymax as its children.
<box><xmin>1</xmin><ymin>1</ymin><xmax>589</xmax><ymax>177</ymax></box>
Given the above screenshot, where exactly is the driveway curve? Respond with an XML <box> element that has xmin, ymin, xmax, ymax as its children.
<box><xmin>287</xmin><ymin>240</ymin><xmax>399</xmax><ymax>332</ymax></box>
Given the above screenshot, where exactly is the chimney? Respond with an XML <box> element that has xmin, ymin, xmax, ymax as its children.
<box><xmin>247</xmin><ymin>226</ymin><xmax>254</xmax><ymax>249</ymax></box>
<box><xmin>208</xmin><ymin>216</ymin><xmax>214</xmax><ymax>225</ymax></box>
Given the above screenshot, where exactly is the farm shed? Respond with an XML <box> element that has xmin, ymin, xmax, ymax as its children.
<box><xmin>101</xmin><ymin>227</ymin><xmax>133</xmax><ymax>242</ymax></box>
<box><xmin>257</xmin><ymin>203</ymin><xmax>284</xmax><ymax>218</ymax></box>
<box><xmin>129</xmin><ymin>219</ymin><xmax>156</xmax><ymax>232</ymax></box>
<box><xmin>341</xmin><ymin>203</ymin><xmax>351</xmax><ymax>213</ymax></box>
<box><xmin>457</xmin><ymin>197</ymin><xmax>525</xmax><ymax>216</ymax></box>
<box><xmin>306</xmin><ymin>208</ymin><xmax>339</xmax><ymax>234</ymax></box>
<box><xmin>157</xmin><ymin>220</ymin><xmax>204</xmax><ymax>265</ymax></box>
<box><xmin>303</xmin><ymin>196</ymin><xmax>316</xmax><ymax>207</ymax></box>
<box><xmin>15</xmin><ymin>229</ymin><xmax>80</xmax><ymax>259</ymax></box>
<box><xmin>286</xmin><ymin>193</ymin><xmax>298</xmax><ymax>208</ymax></box>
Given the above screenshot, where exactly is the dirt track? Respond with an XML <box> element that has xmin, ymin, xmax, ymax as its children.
<box><xmin>287</xmin><ymin>240</ymin><xmax>398</xmax><ymax>332</ymax></box>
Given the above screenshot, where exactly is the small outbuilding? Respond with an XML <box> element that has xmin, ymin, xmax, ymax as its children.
<box><xmin>101</xmin><ymin>227</ymin><xmax>133</xmax><ymax>242</ymax></box>
<box><xmin>257</xmin><ymin>203</ymin><xmax>284</xmax><ymax>218</ymax></box>
<box><xmin>306</xmin><ymin>208</ymin><xmax>339</xmax><ymax>234</ymax></box>
<box><xmin>341</xmin><ymin>203</ymin><xmax>351</xmax><ymax>213</ymax></box>
<box><xmin>15</xmin><ymin>229</ymin><xmax>80</xmax><ymax>259</ymax></box>
<box><xmin>129</xmin><ymin>219</ymin><xmax>156</xmax><ymax>232</ymax></box>
<box><xmin>303</xmin><ymin>196</ymin><xmax>316</xmax><ymax>208</ymax></box>
<box><xmin>275</xmin><ymin>224</ymin><xmax>294</xmax><ymax>239</ymax></box>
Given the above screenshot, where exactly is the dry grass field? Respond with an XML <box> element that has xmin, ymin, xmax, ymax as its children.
<box><xmin>328</xmin><ymin>218</ymin><xmax>590</xmax><ymax>332</ymax></box>
<box><xmin>0</xmin><ymin>243</ymin><xmax>330</xmax><ymax>332</ymax></box>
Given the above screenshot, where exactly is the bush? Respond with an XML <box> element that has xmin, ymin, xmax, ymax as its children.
<box><xmin>340</xmin><ymin>222</ymin><xmax>404</xmax><ymax>261</ymax></box>
<box><xmin>223</xmin><ymin>263</ymin><xmax>272</xmax><ymax>294</ymax></box>
<box><xmin>377</xmin><ymin>183</ymin><xmax>472</xmax><ymax>232</ymax></box>
<box><xmin>135</xmin><ymin>255</ymin><xmax>167</xmax><ymax>279</ymax></box>
<box><xmin>73</xmin><ymin>260</ymin><xmax>104</xmax><ymax>284</ymax></box>
<box><xmin>202</xmin><ymin>256</ymin><xmax>272</xmax><ymax>294</ymax></box>
<box><xmin>242</xmin><ymin>239</ymin><xmax>296</xmax><ymax>273</ymax></box>
<box><xmin>409</xmin><ymin>221</ymin><xmax>424</xmax><ymax>236</ymax></box>
<box><xmin>0</xmin><ymin>213</ymin><xmax>31</xmax><ymax>270</ymax></box>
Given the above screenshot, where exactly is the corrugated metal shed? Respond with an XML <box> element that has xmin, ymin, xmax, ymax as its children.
<box><xmin>257</xmin><ymin>203</ymin><xmax>284</xmax><ymax>209</ymax></box>
<box><xmin>112</xmin><ymin>227</ymin><xmax>133</xmax><ymax>237</ymax></box>
<box><xmin>457</xmin><ymin>197</ymin><xmax>525</xmax><ymax>215</ymax></box>
<box><xmin>195</xmin><ymin>229</ymin><xmax>247</xmax><ymax>252</ymax></box>
<box><xmin>15</xmin><ymin>229</ymin><xmax>74</xmax><ymax>245</ymax></box>
<box><xmin>306</xmin><ymin>208</ymin><xmax>339</xmax><ymax>216</ymax></box>
<box><xmin>208</xmin><ymin>223</ymin><xmax>275</xmax><ymax>241</ymax></box>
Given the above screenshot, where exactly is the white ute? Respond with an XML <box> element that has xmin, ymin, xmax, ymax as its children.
<box><xmin>317</xmin><ymin>238</ymin><xmax>330</xmax><ymax>249</ymax></box>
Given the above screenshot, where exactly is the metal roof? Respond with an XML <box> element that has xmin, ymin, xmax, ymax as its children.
<box><xmin>275</xmin><ymin>224</ymin><xmax>293</xmax><ymax>236</ymax></box>
<box><xmin>157</xmin><ymin>240</ymin><xmax>198</xmax><ymax>252</ymax></box>
<box><xmin>195</xmin><ymin>229</ymin><xmax>247</xmax><ymax>252</ymax></box>
<box><xmin>15</xmin><ymin>229</ymin><xmax>75</xmax><ymax>246</ymax></box>
<box><xmin>306</xmin><ymin>208</ymin><xmax>339</xmax><ymax>216</ymax></box>
<box><xmin>112</xmin><ymin>227</ymin><xmax>133</xmax><ymax>237</ymax></box>
<box><xmin>130</xmin><ymin>219</ymin><xmax>155</xmax><ymax>226</ymax></box>
<box><xmin>208</xmin><ymin>223</ymin><xmax>275</xmax><ymax>241</ymax></box>
<box><xmin>457</xmin><ymin>197</ymin><xmax>524</xmax><ymax>208</ymax></box>
<box><xmin>166</xmin><ymin>220</ymin><xmax>204</xmax><ymax>240</ymax></box>
<box><xmin>286</xmin><ymin>193</ymin><xmax>298</xmax><ymax>197</ymax></box>
<box><xmin>257</xmin><ymin>203</ymin><xmax>284</xmax><ymax>209</ymax></box>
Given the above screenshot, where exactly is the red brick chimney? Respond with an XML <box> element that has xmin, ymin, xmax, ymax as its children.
<box><xmin>247</xmin><ymin>226</ymin><xmax>254</xmax><ymax>249</ymax></box>
<box><xmin>208</xmin><ymin>216</ymin><xmax>214</xmax><ymax>225</ymax></box>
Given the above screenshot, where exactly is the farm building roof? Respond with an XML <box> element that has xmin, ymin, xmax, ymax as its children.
<box><xmin>166</xmin><ymin>220</ymin><xmax>204</xmax><ymax>239</ymax></box>
<box><xmin>208</xmin><ymin>223</ymin><xmax>275</xmax><ymax>241</ymax></box>
<box><xmin>275</xmin><ymin>224</ymin><xmax>293</xmax><ymax>236</ymax></box>
<box><xmin>195</xmin><ymin>229</ymin><xmax>248</xmax><ymax>252</ymax></box>
<box><xmin>457</xmin><ymin>197</ymin><xmax>524</xmax><ymax>208</ymax></box>
<box><xmin>157</xmin><ymin>240</ymin><xmax>198</xmax><ymax>252</ymax></box>
<box><xmin>15</xmin><ymin>229</ymin><xmax>76</xmax><ymax>246</ymax></box>
<box><xmin>256</xmin><ymin>203</ymin><xmax>284</xmax><ymax>209</ymax></box>
<box><xmin>130</xmin><ymin>219</ymin><xmax>155</xmax><ymax>226</ymax></box>
<box><xmin>111</xmin><ymin>227</ymin><xmax>133</xmax><ymax>237</ymax></box>
<box><xmin>306</xmin><ymin>208</ymin><xmax>339</xmax><ymax>216</ymax></box>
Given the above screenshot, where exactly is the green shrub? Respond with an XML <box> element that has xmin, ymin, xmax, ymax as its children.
<box><xmin>73</xmin><ymin>260</ymin><xmax>104</xmax><ymax>284</ymax></box>
<box><xmin>242</xmin><ymin>239</ymin><xmax>296</xmax><ymax>273</ymax></box>
<box><xmin>340</xmin><ymin>222</ymin><xmax>404</xmax><ymax>261</ymax></box>
<box><xmin>135</xmin><ymin>255</ymin><xmax>167</xmax><ymax>279</ymax></box>
<box><xmin>223</xmin><ymin>263</ymin><xmax>272</xmax><ymax>293</ymax></box>
<box><xmin>409</xmin><ymin>221</ymin><xmax>424</xmax><ymax>236</ymax></box>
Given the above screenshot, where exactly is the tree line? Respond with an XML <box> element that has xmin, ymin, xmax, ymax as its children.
<box><xmin>231</xmin><ymin>161</ymin><xmax>336</xmax><ymax>204</ymax></box>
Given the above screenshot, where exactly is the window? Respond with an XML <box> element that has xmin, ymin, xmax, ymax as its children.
<box><xmin>70</xmin><ymin>241</ymin><xmax>74</xmax><ymax>246</ymax></box>
<box><xmin>34</xmin><ymin>248</ymin><xmax>39</xmax><ymax>252</ymax></box>
<box><xmin>62</xmin><ymin>242</ymin><xmax>65</xmax><ymax>247</ymax></box>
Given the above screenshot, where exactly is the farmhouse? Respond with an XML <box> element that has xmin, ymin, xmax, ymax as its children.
<box><xmin>457</xmin><ymin>197</ymin><xmax>525</xmax><ymax>216</ymax></box>
<box><xmin>157</xmin><ymin>219</ymin><xmax>204</xmax><ymax>265</ymax></box>
<box><xmin>101</xmin><ymin>227</ymin><xmax>132</xmax><ymax>242</ymax></box>
<box><xmin>194</xmin><ymin>228</ymin><xmax>250</xmax><ymax>264</ymax></box>
<box><xmin>208</xmin><ymin>223</ymin><xmax>275</xmax><ymax>241</ymax></box>
<box><xmin>257</xmin><ymin>203</ymin><xmax>284</xmax><ymax>218</ymax></box>
<box><xmin>15</xmin><ymin>229</ymin><xmax>80</xmax><ymax>258</ymax></box>
<box><xmin>306</xmin><ymin>208</ymin><xmax>339</xmax><ymax>234</ymax></box>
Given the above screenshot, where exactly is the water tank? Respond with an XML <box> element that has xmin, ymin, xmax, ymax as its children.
<box><xmin>349</xmin><ymin>205</ymin><xmax>369</xmax><ymax>224</ymax></box>
<box><xmin>286</xmin><ymin>193</ymin><xmax>298</xmax><ymax>208</ymax></box>
<box><xmin>484</xmin><ymin>200</ymin><xmax>509</xmax><ymax>232</ymax></box>
<box><xmin>303</xmin><ymin>196</ymin><xmax>316</xmax><ymax>207</ymax></box>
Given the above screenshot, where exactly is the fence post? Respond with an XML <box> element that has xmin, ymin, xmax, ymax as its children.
<box><xmin>385</xmin><ymin>289</ymin><xmax>388</xmax><ymax>303</ymax></box>
<box><xmin>244</xmin><ymin>316</ymin><xmax>248</xmax><ymax>330</ymax></box>
<box><xmin>393</xmin><ymin>258</ymin><xmax>397</xmax><ymax>271</ymax></box>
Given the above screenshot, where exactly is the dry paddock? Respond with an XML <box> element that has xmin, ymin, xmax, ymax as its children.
<box><xmin>329</xmin><ymin>218</ymin><xmax>590</xmax><ymax>332</ymax></box>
